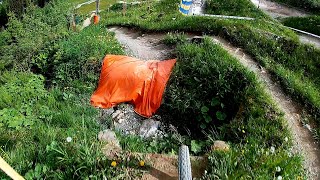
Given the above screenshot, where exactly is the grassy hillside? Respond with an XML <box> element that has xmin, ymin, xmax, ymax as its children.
<box><xmin>282</xmin><ymin>15</ymin><xmax>320</xmax><ymax>36</ymax></box>
<box><xmin>271</xmin><ymin>0</ymin><xmax>320</xmax><ymax>13</ymax></box>
<box><xmin>0</xmin><ymin>0</ymin><xmax>318</xmax><ymax>178</ymax></box>
<box><xmin>205</xmin><ymin>0</ymin><xmax>268</xmax><ymax>19</ymax></box>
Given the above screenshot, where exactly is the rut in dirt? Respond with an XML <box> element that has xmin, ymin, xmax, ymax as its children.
<box><xmin>108</xmin><ymin>26</ymin><xmax>320</xmax><ymax>179</ymax></box>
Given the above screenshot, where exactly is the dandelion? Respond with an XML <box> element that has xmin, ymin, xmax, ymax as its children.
<box><xmin>275</xmin><ymin>166</ymin><xmax>281</xmax><ymax>172</ymax></box>
<box><xmin>277</xmin><ymin>176</ymin><xmax>282</xmax><ymax>180</ymax></box>
<box><xmin>66</xmin><ymin>137</ymin><xmax>72</xmax><ymax>142</ymax></box>
<box><xmin>242</xmin><ymin>129</ymin><xmax>246</xmax><ymax>133</ymax></box>
<box><xmin>139</xmin><ymin>160</ymin><xmax>145</xmax><ymax>167</ymax></box>
<box><xmin>270</xmin><ymin>146</ymin><xmax>275</xmax><ymax>154</ymax></box>
<box><xmin>111</xmin><ymin>161</ymin><xmax>117</xmax><ymax>167</ymax></box>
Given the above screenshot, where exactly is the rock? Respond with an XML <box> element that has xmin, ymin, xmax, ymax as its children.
<box><xmin>211</xmin><ymin>140</ymin><xmax>230</xmax><ymax>151</ymax></box>
<box><xmin>102</xmin><ymin>143</ymin><xmax>122</xmax><ymax>160</ymax></box>
<box><xmin>98</xmin><ymin>129</ymin><xmax>120</xmax><ymax>146</ymax></box>
<box><xmin>111</xmin><ymin>104</ymin><xmax>143</xmax><ymax>135</ymax></box>
<box><xmin>191</xmin><ymin>36</ymin><xmax>205</xmax><ymax>44</ymax></box>
<box><xmin>139</xmin><ymin>119</ymin><xmax>161</xmax><ymax>138</ymax></box>
<box><xmin>102</xmin><ymin>108</ymin><xmax>114</xmax><ymax>116</ymax></box>
<box><xmin>98</xmin><ymin>129</ymin><xmax>122</xmax><ymax>159</ymax></box>
<box><xmin>112</xmin><ymin>110</ymin><xmax>121</xmax><ymax>119</ymax></box>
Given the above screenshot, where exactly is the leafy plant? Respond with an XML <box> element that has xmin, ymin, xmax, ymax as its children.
<box><xmin>163</xmin><ymin>38</ymin><xmax>252</xmax><ymax>133</ymax></box>
<box><xmin>163</xmin><ymin>32</ymin><xmax>188</xmax><ymax>46</ymax></box>
<box><xmin>0</xmin><ymin>71</ymin><xmax>53</xmax><ymax>130</ymax></box>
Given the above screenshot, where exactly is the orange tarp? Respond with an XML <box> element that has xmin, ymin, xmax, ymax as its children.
<box><xmin>90</xmin><ymin>55</ymin><xmax>176</xmax><ymax>117</ymax></box>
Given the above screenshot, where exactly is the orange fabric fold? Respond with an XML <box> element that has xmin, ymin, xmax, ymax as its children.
<box><xmin>90</xmin><ymin>55</ymin><xmax>176</xmax><ymax>117</ymax></box>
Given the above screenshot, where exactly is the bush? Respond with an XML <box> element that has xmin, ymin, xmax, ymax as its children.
<box><xmin>52</xmin><ymin>25</ymin><xmax>124</xmax><ymax>86</ymax></box>
<box><xmin>0</xmin><ymin>3</ymin><xmax>8</xmax><ymax>27</ymax></box>
<box><xmin>0</xmin><ymin>1</ymin><xmax>70</xmax><ymax>72</ymax></box>
<box><xmin>0</xmin><ymin>71</ymin><xmax>54</xmax><ymax>130</ymax></box>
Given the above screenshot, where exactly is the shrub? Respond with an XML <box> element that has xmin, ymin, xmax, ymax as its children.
<box><xmin>0</xmin><ymin>1</ymin><xmax>70</xmax><ymax>72</ymax></box>
<box><xmin>52</xmin><ymin>25</ymin><xmax>124</xmax><ymax>86</ymax></box>
<box><xmin>0</xmin><ymin>71</ymin><xmax>54</xmax><ymax>130</ymax></box>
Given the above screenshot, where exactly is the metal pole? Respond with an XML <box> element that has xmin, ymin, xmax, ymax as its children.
<box><xmin>96</xmin><ymin>0</ymin><xmax>100</xmax><ymax>14</ymax></box>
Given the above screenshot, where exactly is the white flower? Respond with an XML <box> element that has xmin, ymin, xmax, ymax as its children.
<box><xmin>284</xmin><ymin>137</ymin><xmax>288</xmax><ymax>142</ymax></box>
<box><xmin>270</xmin><ymin>146</ymin><xmax>275</xmax><ymax>154</ymax></box>
<box><xmin>66</xmin><ymin>137</ymin><xmax>72</xmax><ymax>142</ymax></box>
<box><xmin>276</xmin><ymin>166</ymin><xmax>281</xmax><ymax>172</ymax></box>
<box><xmin>277</xmin><ymin>176</ymin><xmax>282</xmax><ymax>180</ymax></box>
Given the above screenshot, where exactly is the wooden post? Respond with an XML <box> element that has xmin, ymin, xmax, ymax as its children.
<box><xmin>0</xmin><ymin>156</ymin><xmax>25</xmax><ymax>180</ymax></box>
<box><xmin>122</xmin><ymin>0</ymin><xmax>127</xmax><ymax>16</ymax></box>
<box><xmin>96</xmin><ymin>0</ymin><xmax>100</xmax><ymax>15</ymax></box>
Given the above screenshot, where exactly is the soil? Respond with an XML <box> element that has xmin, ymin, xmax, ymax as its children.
<box><xmin>250</xmin><ymin>0</ymin><xmax>308</xmax><ymax>18</ymax></box>
<box><xmin>298</xmin><ymin>33</ymin><xmax>320</xmax><ymax>49</ymax></box>
<box><xmin>108</xmin><ymin>26</ymin><xmax>174</xmax><ymax>60</ymax></box>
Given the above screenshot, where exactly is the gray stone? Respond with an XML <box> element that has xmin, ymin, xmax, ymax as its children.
<box><xmin>112</xmin><ymin>104</ymin><xmax>143</xmax><ymax>134</ymax></box>
<box><xmin>139</xmin><ymin>119</ymin><xmax>161</xmax><ymax>138</ymax></box>
<box><xmin>98</xmin><ymin>129</ymin><xmax>122</xmax><ymax>159</ymax></box>
<box><xmin>102</xmin><ymin>108</ymin><xmax>114</xmax><ymax>116</ymax></box>
<box><xmin>98</xmin><ymin>129</ymin><xmax>120</xmax><ymax>146</ymax></box>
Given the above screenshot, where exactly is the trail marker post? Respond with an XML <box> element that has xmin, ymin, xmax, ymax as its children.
<box><xmin>96</xmin><ymin>0</ymin><xmax>100</xmax><ymax>14</ymax></box>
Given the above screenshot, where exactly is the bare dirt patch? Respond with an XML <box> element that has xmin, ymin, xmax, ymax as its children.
<box><xmin>250</xmin><ymin>0</ymin><xmax>308</xmax><ymax>18</ymax></box>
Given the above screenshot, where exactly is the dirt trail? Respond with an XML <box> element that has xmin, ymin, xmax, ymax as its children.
<box><xmin>108</xmin><ymin>26</ymin><xmax>174</xmax><ymax>60</ymax></box>
<box><xmin>109</xmin><ymin>26</ymin><xmax>320</xmax><ymax>179</ymax></box>
<box><xmin>75</xmin><ymin>0</ymin><xmax>96</xmax><ymax>9</ymax></box>
<box><xmin>210</xmin><ymin>36</ymin><xmax>320</xmax><ymax>179</ymax></box>
<box><xmin>297</xmin><ymin>33</ymin><xmax>320</xmax><ymax>48</ymax></box>
<box><xmin>250</xmin><ymin>0</ymin><xmax>308</xmax><ymax>18</ymax></box>
<box><xmin>248</xmin><ymin>0</ymin><xmax>320</xmax><ymax>48</ymax></box>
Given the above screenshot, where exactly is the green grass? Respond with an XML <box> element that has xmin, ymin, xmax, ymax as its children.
<box><xmin>77</xmin><ymin>0</ymin><xmax>117</xmax><ymax>14</ymax></box>
<box><xmin>101</xmin><ymin>0</ymin><xmax>306</xmax><ymax>177</ymax></box>
<box><xmin>205</xmin><ymin>0</ymin><xmax>269</xmax><ymax>19</ymax></box>
<box><xmin>68</xmin><ymin>0</ymin><xmax>88</xmax><ymax>4</ymax></box>
<box><xmin>282</xmin><ymin>15</ymin><xmax>320</xmax><ymax>36</ymax></box>
<box><xmin>161</xmin><ymin>38</ymin><xmax>305</xmax><ymax>178</ymax></box>
<box><xmin>0</xmin><ymin>0</ymin><xmax>315</xmax><ymax>178</ymax></box>
<box><xmin>102</xmin><ymin>0</ymin><xmax>320</xmax><ymax>136</ymax></box>
<box><xmin>270</xmin><ymin>0</ymin><xmax>320</xmax><ymax>13</ymax></box>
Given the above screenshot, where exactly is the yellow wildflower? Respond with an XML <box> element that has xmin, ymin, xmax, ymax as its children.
<box><xmin>111</xmin><ymin>161</ymin><xmax>117</xmax><ymax>167</ymax></box>
<box><xmin>139</xmin><ymin>160</ymin><xmax>145</xmax><ymax>167</ymax></box>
